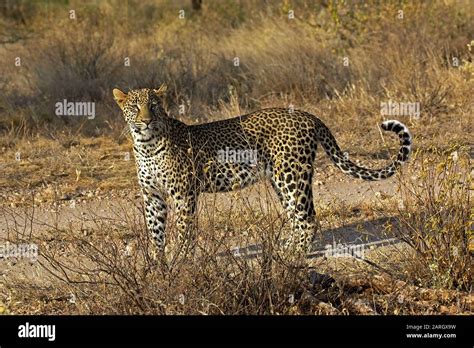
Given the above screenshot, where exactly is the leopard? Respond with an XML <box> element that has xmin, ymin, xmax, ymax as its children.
<box><xmin>112</xmin><ymin>85</ymin><xmax>412</xmax><ymax>258</ymax></box>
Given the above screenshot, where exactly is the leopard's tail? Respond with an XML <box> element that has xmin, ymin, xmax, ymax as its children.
<box><xmin>318</xmin><ymin>120</ymin><xmax>412</xmax><ymax>181</ymax></box>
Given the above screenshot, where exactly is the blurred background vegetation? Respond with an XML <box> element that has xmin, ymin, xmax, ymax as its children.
<box><xmin>0</xmin><ymin>0</ymin><xmax>472</xmax><ymax>137</ymax></box>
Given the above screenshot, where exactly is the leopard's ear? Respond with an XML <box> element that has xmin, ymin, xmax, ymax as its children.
<box><xmin>112</xmin><ymin>88</ymin><xmax>127</xmax><ymax>108</ymax></box>
<box><xmin>153</xmin><ymin>84</ymin><xmax>167</xmax><ymax>96</ymax></box>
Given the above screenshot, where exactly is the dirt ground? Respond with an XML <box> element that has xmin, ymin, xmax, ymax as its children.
<box><xmin>0</xmin><ymin>138</ymin><xmax>472</xmax><ymax>315</ymax></box>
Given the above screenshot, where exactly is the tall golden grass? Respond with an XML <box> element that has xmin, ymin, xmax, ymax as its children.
<box><xmin>0</xmin><ymin>0</ymin><xmax>472</xmax><ymax>137</ymax></box>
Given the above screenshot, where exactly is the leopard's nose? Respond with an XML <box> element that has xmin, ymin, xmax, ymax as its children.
<box><xmin>138</xmin><ymin>106</ymin><xmax>153</xmax><ymax>125</ymax></box>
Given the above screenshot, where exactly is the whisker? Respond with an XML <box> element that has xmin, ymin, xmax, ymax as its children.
<box><xmin>119</xmin><ymin>125</ymin><xmax>131</xmax><ymax>140</ymax></box>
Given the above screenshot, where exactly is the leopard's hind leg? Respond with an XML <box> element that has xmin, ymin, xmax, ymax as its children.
<box><xmin>271</xmin><ymin>159</ymin><xmax>316</xmax><ymax>255</ymax></box>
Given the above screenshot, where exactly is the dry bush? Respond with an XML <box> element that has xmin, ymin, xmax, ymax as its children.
<box><xmin>1</xmin><ymin>0</ymin><xmax>472</xmax><ymax>136</ymax></box>
<box><xmin>17</xmin><ymin>186</ymin><xmax>317</xmax><ymax>315</ymax></box>
<box><xmin>393</xmin><ymin>147</ymin><xmax>472</xmax><ymax>291</ymax></box>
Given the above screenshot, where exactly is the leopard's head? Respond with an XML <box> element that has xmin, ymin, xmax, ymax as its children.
<box><xmin>112</xmin><ymin>85</ymin><xmax>168</xmax><ymax>133</ymax></box>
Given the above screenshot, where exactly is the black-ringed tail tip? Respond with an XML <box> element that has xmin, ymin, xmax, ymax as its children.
<box><xmin>381</xmin><ymin>120</ymin><xmax>412</xmax><ymax>163</ymax></box>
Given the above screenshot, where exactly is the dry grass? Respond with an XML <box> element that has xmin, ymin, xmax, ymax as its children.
<box><xmin>1</xmin><ymin>1</ymin><xmax>472</xmax><ymax>134</ymax></box>
<box><xmin>1</xmin><ymin>178</ymin><xmax>472</xmax><ymax>315</ymax></box>
<box><xmin>0</xmin><ymin>0</ymin><xmax>472</xmax><ymax>315</ymax></box>
<box><xmin>394</xmin><ymin>147</ymin><xmax>472</xmax><ymax>291</ymax></box>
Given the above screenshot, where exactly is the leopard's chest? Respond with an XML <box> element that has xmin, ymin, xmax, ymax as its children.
<box><xmin>133</xmin><ymin>142</ymin><xmax>185</xmax><ymax>191</ymax></box>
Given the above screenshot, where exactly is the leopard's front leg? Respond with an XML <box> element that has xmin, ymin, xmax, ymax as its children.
<box><xmin>142</xmin><ymin>189</ymin><xmax>168</xmax><ymax>259</ymax></box>
<box><xmin>173</xmin><ymin>193</ymin><xmax>197</xmax><ymax>258</ymax></box>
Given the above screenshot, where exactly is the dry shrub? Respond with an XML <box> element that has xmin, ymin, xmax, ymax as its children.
<box><xmin>28</xmin><ymin>185</ymin><xmax>314</xmax><ymax>315</ymax></box>
<box><xmin>4</xmin><ymin>178</ymin><xmax>343</xmax><ymax>315</ymax></box>
<box><xmin>1</xmin><ymin>0</ymin><xmax>472</xmax><ymax>136</ymax></box>
<box><xmin>395</xmin><ymin>147</ymin><xmax>472</xmax><ymax>291</ymax></box>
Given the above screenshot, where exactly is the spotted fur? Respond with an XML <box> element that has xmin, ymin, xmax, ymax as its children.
<box><xmin>113</xmin><ymin>86</ymin><xmax>412</xmax><ymax>256</ymax></box>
